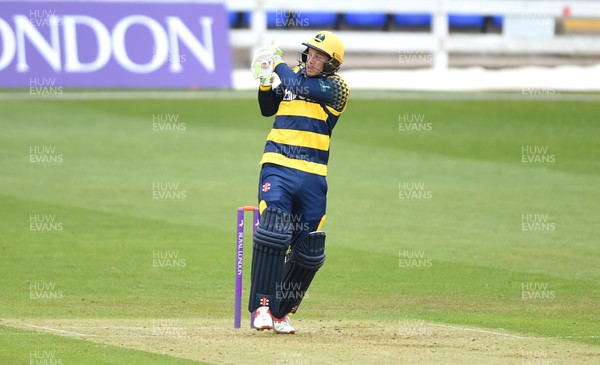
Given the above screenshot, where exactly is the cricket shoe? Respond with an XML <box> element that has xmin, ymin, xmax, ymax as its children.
<box><xmin>273</xmin><ymin>315</ymin><xmax>296</xmax><ymax>334</ymax></box>
<box><xmin>253</xmin><ymin>306</ymin><xmax>273</xmax><ymax>330</ymax></box>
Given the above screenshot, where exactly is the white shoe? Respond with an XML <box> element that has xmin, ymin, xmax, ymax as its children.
<box><xmin>273</xmin><ymin>315</ymin><xmax>296</xmax><ymax>334</ymax></box>
<box><xmin>253</xmin><ymin>306</ymin><xmax>273</xmax><ymax>331</ymax></box>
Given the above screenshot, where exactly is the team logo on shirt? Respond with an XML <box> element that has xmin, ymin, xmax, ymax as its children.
<box><xmin>319</xmin><ymin>79</ymin><xmax>331</xmax><ymax>92</ymax></box>
<box><xmin>262</xmin><ymin>182</ymin><xmax>271</xmax><ymax>192</ymax></box>
<box><xmin>283</xmin><ymin>88</ymin><xmax>296</xmax><ymax>101</ymax></box>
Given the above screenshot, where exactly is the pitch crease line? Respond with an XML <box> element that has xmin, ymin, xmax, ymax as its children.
<box><xmin>23</xmin><ymin>324</ymin><xmax>91</xmax><ymax>337</ymax></box>
<box><xmin>428</xmin><ymin>323</ymin><xmax>526</xmax><ymax>339</ymax></box>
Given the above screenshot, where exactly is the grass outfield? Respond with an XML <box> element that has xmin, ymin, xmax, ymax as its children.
<box><xmin>0</xmin><ymin>90</ymin><xmax>599</xmax><ymax>364</ymax></box>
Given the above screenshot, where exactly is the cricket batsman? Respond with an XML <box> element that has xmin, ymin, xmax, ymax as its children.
<box><xmin>248</xmin><ymin>31</ymin><xmax>349</xmax><ymax>334</ymax></box>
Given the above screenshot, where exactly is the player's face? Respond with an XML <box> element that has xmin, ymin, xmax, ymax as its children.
<box><xmin>305</xmin><ymin>48</ymin><xmax>328</xmax><ymax>77</ymax></box>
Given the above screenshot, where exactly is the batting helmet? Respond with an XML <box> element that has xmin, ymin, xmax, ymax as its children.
<box><xmin>300</xmin><ymin>31</ymin><xmax>344</xmax><ymax>75</ymax></box>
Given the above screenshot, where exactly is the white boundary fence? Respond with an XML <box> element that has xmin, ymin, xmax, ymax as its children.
<box><xmin>223</xmin><ymin>0</ymin><xmax>600</xmax><ymax>70</ymax></box>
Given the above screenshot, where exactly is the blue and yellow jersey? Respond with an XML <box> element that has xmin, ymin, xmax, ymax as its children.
<box><xmin>258</xmin><ymin>62</ymin><xmax>349</xmax><ymax>176</ymax></box>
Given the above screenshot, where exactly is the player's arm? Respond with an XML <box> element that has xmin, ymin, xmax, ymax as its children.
<box><xmin>258</xmin><ymin>83</ymin><xmax>284</xmax><ymax>117</ymax></box>
<box><xmin>273</xmin><ymin>62</ymin><xmax>349</xmax><ymax>112</ymax></box>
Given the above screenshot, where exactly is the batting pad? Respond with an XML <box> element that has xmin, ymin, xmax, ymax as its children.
<box><xmin>248</xmin><ymin>207</ymin><xmax>292</xmax><ymax>313</ymax></box>
<box><xmin>273</xmin><ymin>231</ymin><xmax>326</xmax><ymax>318</ymax></box>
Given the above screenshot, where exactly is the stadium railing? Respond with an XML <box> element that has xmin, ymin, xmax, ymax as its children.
<box><xmin>220</xmin><ymin>0</ymin><xmax>600</xmax><ymax>70</ymax></box>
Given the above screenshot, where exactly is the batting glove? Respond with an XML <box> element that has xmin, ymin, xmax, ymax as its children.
<box><xmin>270</xmin><ymin>46</ymin><xmax>283</xmax><ymax>62</ymax></box>
<box><xmin>251</xmin><ymin>46</ymin><xmax>284</xmax><ymax>80</ymax></box>
<box><xmin>260</xmin><ymin>72</ymin><xmax>276</xmax><ymax>87</ymax></box>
